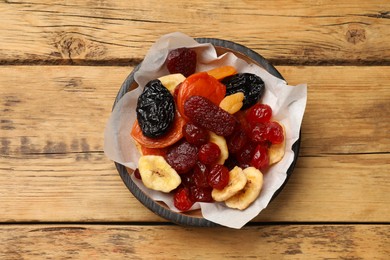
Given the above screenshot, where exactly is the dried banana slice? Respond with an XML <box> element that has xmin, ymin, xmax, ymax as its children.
<box><xmin>219</xmin><ymin>92</ymin><xmax>244</xmax><ymax>114</ymax></box>
<box><xmin>225</xmin><ymin>167</ymin><xmax>263</xmax><ymax>210</ymax></box>
<box><xmin>158</xmin><ymin>73</ymin><xmax>186</xmax><ymax>94</ymax></box>
<box><xmin>209</xmin><ymin>131</ymin><xmax>229</xmax><ymax>164</ymax></box>
<box><xmin>212</xmin><ymin>166</ymin><xmax>247</xmax><ymax>202</ymax></box>
<box><xmin>268</xmin><ymin>122</ymin><xmax>286</xmax><ymax>165</ymax></box>
<box><xmin>138</xmin><ymin>155</ymin><xmax>181</xmax><ymax>193</ymax></box>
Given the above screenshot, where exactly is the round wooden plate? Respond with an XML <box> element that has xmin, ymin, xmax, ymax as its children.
<box><xmin>113</xmin><ymin>38</ymin><xmax>301</xmax><ymax>227</ymax></box>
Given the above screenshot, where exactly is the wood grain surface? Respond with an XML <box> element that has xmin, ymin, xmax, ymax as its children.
<box><xmin>1</xmin><ymin>0</ymin><xmax>390</xmax><ymax>65</ymax></box>
<box><xmin>1</xmin><ymin>66</ymin><xmax>389</xmax><ymax>222</ymax></box>
<box><xmin>0</xmin><ymin>225</ymin><xmax>389</xmax><ymax>259</ymax></box>
<box><xmin>1</xmin><ymin>0</ymin><xmax>389</xmax><ymax>258</ymax></box>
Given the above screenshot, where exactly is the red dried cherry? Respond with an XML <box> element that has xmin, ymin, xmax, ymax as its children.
<box><xmin>180</xmin><ymin>171</ymin><xmax>195</xmax><ymax>188</ymax></box>
<box><xmin>266</xmin><ymin>121</ymin><xmax>284</xmax><ymax>144</ymax></box>
<box><xmin>198</xmin><ymin>142</ymin><xmax>221</xmax><ymax>165</ymax></box>
<box><xmin>193</xmin><ymin>162</ymin><xmax>210</xmax><ymax>188</ymax></box>
<box><xmin>182</xmin><ymin>122</ymin><xmax>209</xmax><ymax>146</ymax></box>
<box><xmin>166</xmin><ymin>48</ymin><xmax>197</xmax><ymax>77</ymax></box>
<box><xmin>250</xmin><ymin>144</ymin><xmax>269</xmax><ymax>171</ymax></box>
<box><xmin>189</xmin><ymin>186</ymin><xmax>213</xmax><ymax>202</ymax></box>
<box><xmin>247</xmin><ymin>104</ymin><xmax>272</xmax><ymax>123</ymax></box>
<box><xmin>236</xmin><ymin>142</ymin><xmax>256</xmax><ymax>168</ymax></box>
<box><xmin>250</xmin><ymin>123</ymin><xmax>268</xmax><ymax>143</ymax></box>
<box><xmin>227</xmin><ymin>129</ymin><xmax>248</xmax><ymax>154</ymax></box>
<box><xmin>208</xmin><ymin>164</ymin><xmax>229</xmax><ymax>190</ymax></box>
<box><xmin>174</xmin><ymin>187</ymin><xmax>194</xmax><ymax>211</ymax></box>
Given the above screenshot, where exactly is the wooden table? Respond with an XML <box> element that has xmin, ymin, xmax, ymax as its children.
<box><xmin>1</xmin><ymin>0</ymin><xmax>389</xmax><ymax>258</ymax></box>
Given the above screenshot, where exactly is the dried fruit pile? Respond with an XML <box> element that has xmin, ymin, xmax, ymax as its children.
<box><xmin>130</xmin><ymin>47</ymin><xmax>286</xmax><ymax>211</ymax></box>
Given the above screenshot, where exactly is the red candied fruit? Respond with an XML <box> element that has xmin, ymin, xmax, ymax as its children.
<box><xmin>198</xmin><ymin>142</ymin><xmax>221</xmax><ymax>165</ymax></box>
<box><xmin>266</xmin><ymin>121</ymin><xmax>284</xmax><ymax>144</ymax></box>
<box><xmin>193</xmin><ymin>162</ymin><xmax>210</xmax><ymax>188</ymax></box>
<box><xmin>208</xmin><ymin>164</ymin><xmax>229</xmax><ymax>190</ymax></box>
<box><xmin>182</xmin><ymin>122</ymin><xmax>209</xmax><ymax>146</ymax></box>
<box><xmin>251</xmin><ymin>144</ymin><xmax>269</xmax><ymax>171</ymax></box>
<box><xmin>174</xmin><ymin>187</ymin><xmax>194</xmax><ymax>211</ymax></box>
<box><xmin>165</xmin><ymin>141</ymin><xmax>198</xmax><ymax>174</ymax></box>
<box><xmin>247</xmin><ymin>104</ymin><xmax>272</xmax><ymax>123</ymax></box>
<box><xmin>236</xmin><ymin>142</ymin><xmax>257</xmax><ymax>169</ymax></box>
<box><xmin>227</xmin><ymin>128</ymin><xmax>248</xmax><ymax>154</ymax></box>
<box><xmin>180</xmin><ymin>171</ymin><xmax>195</xmax><ymax>188</ymax></box>
<box><xmin>249</xmin><ymin>123</ymin><xmax>268</xmax><ymax>143</ymax></box>
<box><xmin>184</xmin><ymin>96</ymin><xmax>236</xmax><ymax>137</ymax></box>
<box><xmin>189</xmin><ymin>186</ymin><xmax>213</xmax><ymax>202</ymax></box>
<box><xmin>166</xmin><ymin>48</ymin><xmax>197</xmax><ymax>77</ymax></box>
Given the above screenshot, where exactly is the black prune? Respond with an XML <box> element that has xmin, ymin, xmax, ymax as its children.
<box><xmin>136</xmin><ymin>79</ymin><xmax>175</xmax><ymax>138</ymax></box>
<box><xmin>221</xmin><ymin>73</ymin><xmax>265</xmax><ymax>110</ymax></box>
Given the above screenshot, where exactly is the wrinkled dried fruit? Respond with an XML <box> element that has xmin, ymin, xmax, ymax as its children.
<box><xmin>184</xmin><ymin>96</ymin><xmax>236</xmax><ymax>136</ymax></box>
<box><xmin>189</xmin><ymin>186</ymin><xmax>213</xmax><ymax>202</ymax></box>
<box><xmin>266</xmin><ymin>121</ymin><xmax>284</xmax><ymax>144</ymax></box>
<box><xmin>227</xmin><ymin>128</ymin><xmax>248</xmax><ymax>154</ymax></box>
<box><xmin>236</xmin><ymin>142</ymin><xmax>257</xmax><ymax>168</ymax></box>
<box><xmin>180</xmin><ymin>171</ymin><xmax>195</xmax><ymax>188</ymax></box>
<box><xmin>182</xmin><ymin>122</ymin><xmax>209</xmax><ymax>146</ymax></box>
<box><xmin>165</xmin><ymin>141</ymin><xmax>198</xmax><ymax>174</ymax></box>
<box><xmin>136</xmin><ymin>79</ymin><xmax>175</xmax><ymax>138</ymax></box>
<box><xmin>222</xmin><ymin>73</ymin><xmax>265</xmax><ymax>110</ymax></box>
<box><xmin>166</xmin><ymin>47</ymin><xmax>197</xmax><ymax>77</ymax></box>
<box><xmin>247</xmin><ymin>103</ymin><xmax>272</xmax><ymax>123</ymax></box>
<box><xmin>174</xmin><ymin>187</ymin><xmax>194</xmax><ymax>211</ymax></box>
<box><xmin>208</xmin><ymin>164</ymin><xmax>230</xmax><ymax>190</ymax></box>
<box><xmin>198</xmin><ymin>142</ymin><xmax>221</xmax><ymax>165</ymax></box>
<box><xmin>251</xmin><ymin>145</ymin><xmax>269</xmax><ymax>171</ymax></box>
<box><xmin>193</xmin><ymin>161</ymin><xmax>210</xmax><ymax>188</ymax></box>
<box><xmin>177</xmin><ymin>72</ymin><xmax>226</xmax><ymax>120</ymax></box>
<box><xmin>250</xmin><ymin>123</ymin><xmax>268</xmax><ymax>143</ymax></box>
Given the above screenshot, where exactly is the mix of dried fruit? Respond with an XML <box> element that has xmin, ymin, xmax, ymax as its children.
<box><xmin>130</xmin><ymin>47</ymin><xmax>286</xmax><ymax>211</ymax></box>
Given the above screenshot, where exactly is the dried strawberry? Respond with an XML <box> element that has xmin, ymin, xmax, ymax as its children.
<box><xmin>165</xmin><ymin>141</ymin><xmax>198</xmax><ymax>174</ymax></box>
<box><xmin>166</xmin><ymin>48</ymin><xmax>197</xmax><ymax>77</ymax></box>
<box><xmin>184</xmin><ymin>96</ymin><xmax>236</xmax><ymax>136</ymax></box>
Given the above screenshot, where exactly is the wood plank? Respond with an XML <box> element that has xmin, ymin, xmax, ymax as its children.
<box><xmin>1</xmin><ymin>66</ymin><xmax>389</xmax><ymax>156</ymax></box>
<box><xmin>1</xmin><ymin>0</ymin><xmax>390</xmax><ymax>65</ymax></box>
<box><xmin>1</xmin><ymin>153</ymin><xmax>389</xmax><ymax>223</ymax></box>
<box><xmin>0</xmin><ymin>225</ymin><xmax>389</xmax><ymax>259</ymax></box>
<box><xmin>0</xmin><ymin>65</ymin><xmax>389</xmax><ymax>222</ymax></box>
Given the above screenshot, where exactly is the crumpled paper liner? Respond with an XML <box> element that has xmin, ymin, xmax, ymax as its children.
<box><xmin>104</xmin><ymin>32</ymin><xmax>307</xmax><ymax>229</ymax></box>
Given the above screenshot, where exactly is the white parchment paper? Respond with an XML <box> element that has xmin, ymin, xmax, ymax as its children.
<box><xmin>104</xmin><ymin>32</ymin><xmax>307</xmax><ymax>229</ymax></box>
